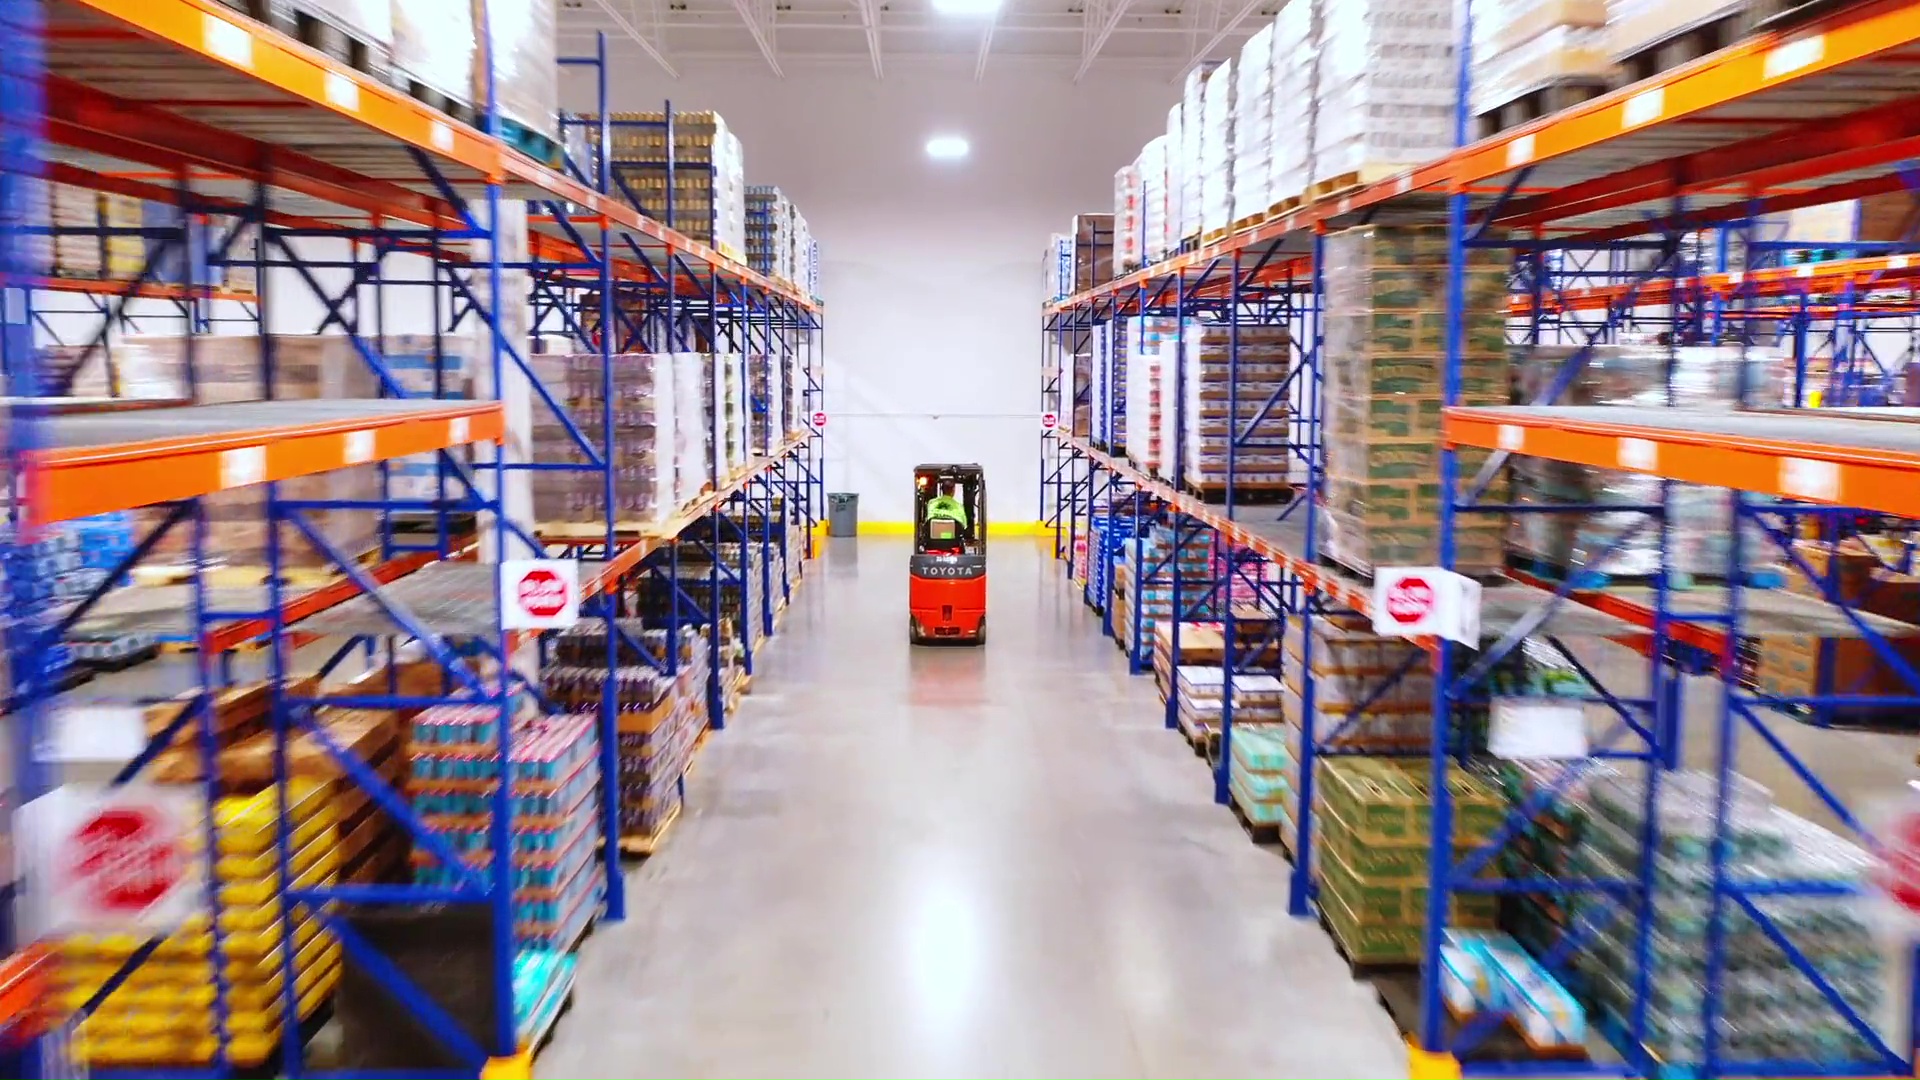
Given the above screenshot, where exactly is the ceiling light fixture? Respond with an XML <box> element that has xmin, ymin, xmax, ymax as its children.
<box><xmin>925</xmin><ymin>135</ymin><xmax>971</xmax><ymax>161</ymax></box>
<box><xmin>930</xmin><ymin>0</ymin><xmax>1002</xmax><ymax>16</ymax></box>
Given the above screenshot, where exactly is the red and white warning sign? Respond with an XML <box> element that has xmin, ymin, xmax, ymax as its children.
<box><xmin>18</xmin><ymin>785</ymin><xmax>199</xmax><ymax>936</ymax></box>
<box><xmin>1371</xmin><ymin>566</ymin><xmax>1481</xmax><ymax>645</ymax></box>
<box><xmin>811</xmin><ymin>409</ymin><xmax>828</xmax><ymax>429</ymax></box>
<box><xmin>1874</xmin><ymin>797</ymin><xmax>1920</xmax><ymax>918</ymax></box>
<box><xmin>1041</xmin><ymin>411</ymin><xmax>1059</xmax><ymax>432</ymax></box>
<box><xmin>501</xmin><ymin>558</ymin><xmax>581</xmax><ymax>630</ymax></box>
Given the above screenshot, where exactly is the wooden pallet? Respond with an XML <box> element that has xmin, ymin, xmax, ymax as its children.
<box><xmin>217</xmin><ymin>0</ymin><xmax>393</xmax><ymax>82</ymax></box>
<box><xmin>1266</xmin><ymin>194</ymin><xmax>1304</xmax><ymax>218</ymax></box>
<box><xmin>1309</xmin><ymin>165</ymin><xmax>1405</xmax><ymax>202</ymax></box>
<box><xmin>1319</xmin><ymin>913</ymin><xmax>1422</xmax><ymax>980</ymax></box>
<box><xmin>1202</xmin><ymin>227</ymin><xmax>1232</xmax><ymax>245</ymax></box>
<box><xmin>1186</xmin><ymin>481</ymin><xmax>1293</xmax><ymax>506</ymax></box>
<box><xmin>1470</xmin><ymin>79</ymin><xmax>1612</xmax><ymax>141</ymax></box>
<box><xmin>615</xmin><ymin>801</ymin><xmax>683</xmax><ymax>858</ymax></box>
<box><xmin>1613</xmin><ymin>6</ymin><xmax>1747</xmax><ymax>85</ymax></box>
<box><xmin>1227</xmin><ymin>794</ymin><xmax>1292</xmax><ymax>850</ymax></box>
<box><xmin>1371</xmin><ymin>973</ymin><xmax>1592</xmax><ymax>1065</ymax></box>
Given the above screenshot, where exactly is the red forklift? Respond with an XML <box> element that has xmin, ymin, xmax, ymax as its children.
<box><xmin>909</xmin><ymin>463</ymin><xmax>986</xmax><ymax>645</ymax></box>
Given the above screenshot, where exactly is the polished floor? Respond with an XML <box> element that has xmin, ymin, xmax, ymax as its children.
<box><xmin>537</xmin><ymin>535</ymin><xmax>1409</xmax><ymax>1079</ymax></box>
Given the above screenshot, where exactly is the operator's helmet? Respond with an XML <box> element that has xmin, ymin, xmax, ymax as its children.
<box><xmin>940</xmin><ymin>481</ymin><xmax>956</xmax><ymax>497</ymax></box>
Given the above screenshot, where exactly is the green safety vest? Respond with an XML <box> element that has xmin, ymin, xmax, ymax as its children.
<box><xmin>925</xmin><ymin>494</ymin><xmax>968</xmax><ymax>529</ymax></box>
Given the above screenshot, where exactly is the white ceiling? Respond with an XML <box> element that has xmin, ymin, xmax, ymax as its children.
<box><xmin>555</xmin><ymin>0</ymin><xmax>1278</xmax><ymax>81</ymax></box>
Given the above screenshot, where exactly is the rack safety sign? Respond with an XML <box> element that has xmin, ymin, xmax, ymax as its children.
<box><xmin>16</xmin><ymin>784</ymin><xmax>200</xmax><ymax>936</ymax></box>
<box><xmin>812</xmin><ymin>410</ymin><xmax>828</xmax><ymax>429</ymax></box>
<box><xmin>501</xmin><ymin>558</ymin><xmax>580</xmax><ymax>630</ymax></box>
<box><xmin>1371</xmin><ymin>567</ymin><xmax>1481</xmax><ymax>646</ymax></box>
<box><xmin>1041</xmin><ymin>411</ymin><xmax>1058</xmax><ymax>432</ymax></box>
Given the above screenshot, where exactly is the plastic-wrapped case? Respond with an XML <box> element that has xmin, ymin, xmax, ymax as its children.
<box><xmin>1310</xmin><ymin>0</ymin><xmax>1457</xmax><ymax>187</ymax></box>
<box><xmin>1140</xmin><ymin>134</ymin><xmax>1172</xmax><ymax>264</ymax></box>
<box><xmin>1181</xmin><ymin>322</ymin><xmax>1291</xmax><ymax>489</ymax></box>
<box><xmin>1506</xmin><ymin>342</ymin><xmax>1788</xmax><ymax>579</ymax></box>
<box><xmin>392</xmin><ymin>0</ymin><xmax>474</xmax><ymax>106</ymax></box>
<box><xmin>1319</xmin><ymin>224</ymin><xmax>1509</xmax><ymax>575</ymax></box>
<box><xmin>1199</xmin><ymin>59</ymin><xmax>1236</xmax><ymax>236</ymax></box>
<box><xmin>1471</xmin><ymin>0</ymin><xmax>1612</xmax><ymax>115</ymax></box>
<box><xmin>1269</xmin><ymin>0</ymin><xmax>1317</xmax><ymax>204</ymax></box>
<box><xmin>1233</xmin><ymin>24</ymin><xmax>1275</xmax><ymax>222</ymax></box>
<box><xmin>476</xmin><ymin>0</ymin><xmax>559</xmax><ymax>141</ymax></box>
<box><xmin>1113</xmin><ymin>162</ymin><xmax>1143</xmax><ymax>273</ymax></box>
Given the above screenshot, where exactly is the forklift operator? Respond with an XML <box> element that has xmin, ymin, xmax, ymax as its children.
<box><xmin>925</xmin><ymin>482</ymin><xmax>969</xmax><ymax>532</ymax></box>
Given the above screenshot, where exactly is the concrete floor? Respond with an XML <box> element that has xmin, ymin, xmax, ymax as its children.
<box><xmin>537</xmin><ymin>536</ymin><xmax>1409</xmax><ymax>1079</ymax></box>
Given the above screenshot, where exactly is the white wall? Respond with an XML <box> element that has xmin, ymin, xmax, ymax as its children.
<box><xmin>575</xmin><ymin>61</ymin><xmax>1176</xmax><ymax>522</ymax></box>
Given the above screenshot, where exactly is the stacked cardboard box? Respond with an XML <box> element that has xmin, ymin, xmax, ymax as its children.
<box><xmin>1199</xmin><ymin>59</ymin><xmax>1236</xmax><ymax>237</ymax></box>
<box><xmin>1110</xmin><ymin>525</ymin><xmax>1215</xmax><ymax>660</ymax></box>
<box><xmin>75</xmin><ymin>336</ymin><xmax>382</xmax><ymax>571</ymax></box>
<box><xmin>1472</xmin><ymin>0</ymin><xmax>1612</xmax><ymax>116</ymax></box>
<box><xmin>1229</xmin><ymin>723</ymin><xmax>1298</xmax><ymax>840</ymax></box>
<box><xmin>1321</xmin><ymin>224</ymin><xmax>1508</xmax><ymax>575</ymax></box>
<box><xmin>1315</xmin><ymin>757</ymin><xmax>1503</xmax><ymax>965</ymax></box>
<box><xmin>1280</xmin><ymin>613</ymin><xmax>1431</xmax><ymax>753</ymax></box>
<box><xmin>586</xmin><ymin>111</ymin><xmax>747</xmax><ymax>259</ymax></box>
<box><xmin>384</xmin><ymin>334</ymin><xmax>475</xmax><ymax>511</ymax></box>
<box><xmin>1122</xmin><ymin>317</ymin><xmax>1175</xmax><ymax>475</ymax></box>
<box><xmin>1233</xmin><ymin>24</ymin><xmax>1275</xmax><ymax>223</ymax></box>
<box><xmin>1751</xmin><ymin>538</ymin><xmax>1920</xmax><ymax>708</ymax></box>
<box><xmin>1310</xmin><ymin>0</ymin><xmax>1457</xmax><ymax>190</ymax></box>
<box><xmin>57</xmin><ymin>782</ymin><xmax>343</xmax><ymax>1068</ymax></box>
<box><xmin>1174</xmin><ymin>667</ymin><xmax>1284</xmax><ymax>748</ymax></box>
<box><xmin>1072</xmin><ymin>213</ymin><xmax>1115</xmax><ymax>290</ymax></box>
<box><xmin>1181</xmin><ymin>322</ymin><xmax>1290</xmax><ymax>491</ymax></box>
<box><xmin>1269</xmin><ymin>0</ymin><xmax>1317</xmax><ymax>206</ymax></box>
<box><xmin>529</xmin><ymin>352</ymin><xmax>676</xmax><ymax>525</ymax></box>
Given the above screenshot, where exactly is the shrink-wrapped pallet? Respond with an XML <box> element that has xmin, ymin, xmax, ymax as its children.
<box><xmin>1140</xmin><ymin>134</ymin><xmax>1172</xmax><ymax>264</ymax></box>
<box><xmin>1199</xmin><ymin>59</ymin><xmax>1236</xmax><ymax>237</ymax></box>
<box><xmin>673</xmin><ymin>352</ymin><xmax>712</xmax><ymax>507</ymax></box>
<box><xmin>1310</xmin><ymin>0</ymin><xmax>1457</xmax><ymax>190</ymax></box>
<box><xmin>1233</xmin><ymin>24</ymin><xmax>1275</xmax><ymax>223</ymax></box>
<box><xmin>1122</xmin><ymin>318</ymin><xmax>1175</xmax><ymax>475</ymax></box>
<box><xmin>1043</xmin><ymin>233</ymin><xmax>1073</xmax><ymax>302</ymax></box>
<box><xmin>1507</xmin><ymin>342</ymin><xmax>1786</xmax><ymax>580</ymax></box>
<box><xmin>586</xmin><ymin>110</ymin><xmax>745</xmax><ymax>254</ymax></box>
<box><xmin>1269</xmin><ymin>2</ymin><xmax>1316</xmax><ymax>205</ymax></box>
<box><xmin>1177</xmin><ymin>66</ymin><xmax>1210</xmax><ymax>243</ymax></box>
<box><xmin>1604</xmin><ymin>0</ymin><xmax>1744</xmax><ymax>62</ymax></box>
<box><xmin>1155</xmin><ymin>319</ymin><xmax>1181</xmax><ymax>481</ymax></box>
<box><xmin>1180</xmin><ymin>322</ymin><xmax>1291</xmax><ymax>491</ymax></box>
<box><xmin>746</xmin><ymin>185</ymin><xmax>794</xmax><ymax>282</ymax></box>
<box><xmin>382</xmin><ymin>334</ymin><xmax>475</xmax><ymax>507</ymax></box>
<box><xmin>475</xmin><ymin>0</ymin><xmax>560</xmax><ymax>145</ymax></box>
<box><xmin>528</xmin><ymin>352</ymin><xmax>675</xmax><ymax>525</ymax></box>
<box><xmin>1471</xmin><ymin>0</ymin><xmax>1611</xmax><ymax>116</ymax></box>
<box><xmin>1114</xmin><ymin>161</ymin><xmax>1143</xmax><ymax>274</ymax></box>
<box><xmin>1073</xmin><ymin>212</ymin><xmax>1115</xmax><ymax>290</ymax></box>
<box><xmin>1319</xmin><ymin>224</ymin><xmax>1508</xmax><ymax>575</ymax></box>
<box><xmin>392</xmin><ymin>0</ymin><xmax>474</xmax><ymax>107</ymax></box>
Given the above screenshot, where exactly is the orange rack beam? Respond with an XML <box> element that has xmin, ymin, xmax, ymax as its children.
<box><xmin>1510</xmin><ymin>254</ymin><xmax>1920</xmax><ymax>315</ymax></box>
<box><xmin>1047</xmin><ymin>0</ymin><xmax>1920</xmax><ymax>318</ymax></box>
<box><xmin>30</xmin><ymin>399</ymin><xmax>504</xmax><ymax>524</ymax></box>
<box><xmin>1444</xmin><ymin>405</ymin><xmax>1920</xmax><ymax>520</ymax></box>
<box><xmin>55</xmin><ymin>0</ymin><xmax>817</xmax><ymax>310</ymax></box>
<box><xmin>0</xmin><ymin>947</ymin><xmax>50</xmax><ymax>1039</ymax></box>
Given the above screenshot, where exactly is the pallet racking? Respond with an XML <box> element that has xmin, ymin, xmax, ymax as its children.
<box><xmin>3</xmin><ymin>2</ymin><xmax>824</xmax><ymax>1077</ymax></box>
<box><xmin>1043</xmin><ymin>1</ymin><xmax>1920</xmax><ymax>1076</ymax></box>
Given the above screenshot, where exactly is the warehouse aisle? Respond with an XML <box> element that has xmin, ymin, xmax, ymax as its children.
<box><xmin>539</xmin><ymin>536</ymin><xmax>1407</xmax><ymax>1079</ymax></box>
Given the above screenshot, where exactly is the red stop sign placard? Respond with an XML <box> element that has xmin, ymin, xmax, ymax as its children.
<box><xmin>517</xmin><ymin>567</ymin><xmax>571</xmax><ymax>619</ymax></box>
<box><xmin>67</xmin><ymin>806</ymin><xmax>185</xmax><ymax>915</ymax></box>
<box><xmin>1878</xmin><ymin>813</ymin><xmax>1920</xmax><ymax>914</ymax></box>
<box><xmin>1385</xmin><ymin>575</ymin><xmax>1435</xmax><ymax>626</ymax></box>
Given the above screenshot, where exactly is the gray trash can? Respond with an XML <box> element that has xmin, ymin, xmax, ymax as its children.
<box><xmin>828</xmin><ymin>492</ymin><xmax>859</xmax><ymax>537</ymax></box>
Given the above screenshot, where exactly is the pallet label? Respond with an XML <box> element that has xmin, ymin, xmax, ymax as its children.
<box><xmin>1763</xmin><ymin>34</ymin><xmax>1825</xmax><ymax>81</ymax></box>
